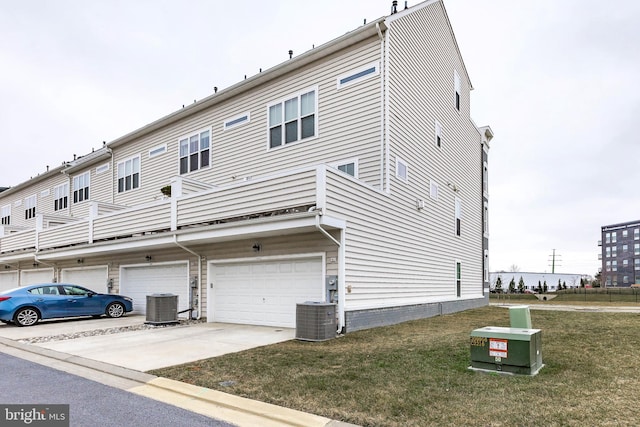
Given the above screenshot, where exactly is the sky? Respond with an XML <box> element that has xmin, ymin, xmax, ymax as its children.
<box><xmin>1</xmin><ymin>0</ymin><xmax>639</xmax><ymax>276</ymax></box>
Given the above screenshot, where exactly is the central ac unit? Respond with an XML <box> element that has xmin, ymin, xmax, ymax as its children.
<box><xmin>146</xmin><ymin>294</ymin><xmax>179</xmax><ymax>325</ymax></box>
<box><xmin>296</xmin><ymin>302</ymin><xmax>337</xmax><ymax>341</ymax></box>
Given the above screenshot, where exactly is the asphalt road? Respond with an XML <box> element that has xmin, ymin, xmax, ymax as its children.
<box><xmin>0</xmin><ymin>352</ymin><xmax>235</xmax><ymax>427</ymax></box>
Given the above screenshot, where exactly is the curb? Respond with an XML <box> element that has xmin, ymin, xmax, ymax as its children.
<box><xmin>0</xmin><ymin>336</ymin><xmax>358</xmax><ymax>427</ymax></box>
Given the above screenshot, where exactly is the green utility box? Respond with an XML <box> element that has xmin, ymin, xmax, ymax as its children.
<box><xmin>470</xmin><ymin>327</ymin><xmax>543</xmax><ymax>376</ymax></box>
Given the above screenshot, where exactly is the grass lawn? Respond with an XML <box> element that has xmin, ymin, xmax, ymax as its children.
<box><xmin>151</xmin><ymin>306</ymin><xmax>640</xmax><ymax>426</ymax></box>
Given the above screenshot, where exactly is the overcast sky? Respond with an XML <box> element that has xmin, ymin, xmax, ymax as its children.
<box><xmin>1</xmin><ymin>0</ymin><xmax>639</xmax><ymax>276</ymax></box>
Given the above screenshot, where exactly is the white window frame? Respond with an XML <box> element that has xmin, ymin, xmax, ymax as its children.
<box><xmin>612</xmin><ymin>246</ymin><xmax>617</xmax><ymax>257</ymax></box>
<box><xmin>454</xmin><ymin>70</ymin><xmax>461</xmax><ymax>111</ymax></box>
<box><xmin>483</xmin><ymin>201</ymin><xmax>489</xmax><ymax>237</ymax></box>
<box><xmin>623</xmin><ymin>259</ymin><xmax>629</xmax><ymax>267</ymax></box>
<box><xmin>605</xmin><ymin>232</ymin><xmax>611</xmax><ymax>244</ymax></box>
<box><xmin>223</xmin><ymin>112</ymin><xmax>251</xmax><ymax>131</ymax></box>
<box><xmin>149</xmin><ymin>144</ymin><xmax>167</xmax><ymax>159</ymax></box>
<box><xmin>40</xmin><ymin>189</ymin><xmax>50</xmax><ymax>197</ymax></box>
<box><xmin>435</xmin><ymin>120</ymin><xmax>442</xmax><ymax>148</ymax></box>
<box><xmin>53</xmin><ymin>183</ymin><xmax>69</xmax><ymax>212</ymax></box>
<box><xmin>267</xmin><ymin>86</ymin><xmax>318</xmax><ymax>149</ymax></box>
<box><xmin>73</xmin><ymin>171</ymin><xmax>90</xmax><ymax>204</ymax></box>
<box><xmin>612</xmin><ymin>260</ymin><xmax>618</xmax><ymax>272</ymax></box>
<box><xmin>96</xmin><ymin>163</ymin><xmax>110</xmax><ymax>174</ymax></box>
<box><xmin>612</xmin><ymin>232</ymin><xmax>617</xmax><ymax>243</ymax></box>
<box><xmin>336</xmin><ymin>62</ymin><xmax>379</xmax><ymax>90</ymax></box>
<box><xmin>635</xmin><ymin>243</ymin><xmax>640</xmax><ymax>255</ymax></box>
<box><xmin>429</xmin><ymin>180</ymin><xmax>439</xmax><ymax>201</ymax></box>
<box><xmin>606</xmin><ymin>261</ymin><xmax>611</xmax><ymax>272</ymax></box>
<box><xmin>332</xmin><ymin>159</ymin><xmax>359</xmax><ymax>178</ymax></box>
<box><xmin>24</xmin><ymin>194</ymin><xmax>36</xmax><ymax>220</ymax></box>
<box><xmin>395</xmin><ymin>157</ymin><xmax>408</xmax><ymax>182</ymax></box>
<box><xmin>1</xmin><ymin>204</ymin><xmax>10</xmax><ymax>225</ymax></box>
<box><xmin>455</xmin><ymin>260</ymin><xmax>462</xmax><ymax>297</ymax></box>
<box><xmin>623</xmin><ymin>230</ymin><xmax>628</xmax><ymax>238</ymax></box>
<box><xmin>635</xmin><ymin>229</ymin><xmax>639</xmax><ymax>240</ymax></box>
<box><xmin>455</xmin><ymin>197</ymin><xmax>462</xmax><ymax>237</ymax></box>
<box><xmin>179</xmin><ymin>128</ymin><xmax>211</xmax><ymax>175</ymax></box>
<box><xmin>483</xmin><ymin>161</ymin><xmax>488</xmax><ymax>195</ymax></box>
<box><xmin>117</xmin><ymin>155</ymin><xmax>141</xmax><ymax>193</ymax></box>
<box><xmin>635</xmin><ymin>259</ymin><xmax>640</xmax><ymax>271</ymax></box>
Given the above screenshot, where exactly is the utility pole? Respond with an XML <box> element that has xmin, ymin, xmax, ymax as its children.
<box><xmin>548</xmin><ymin>249</ymin><xmax>562</xmax><ymax>273</ymax></box>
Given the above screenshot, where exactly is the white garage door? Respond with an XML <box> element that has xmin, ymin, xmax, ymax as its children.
<box><xmin>61</xmin><ymin>266</ymin><xmax>109</xmax><ymax>293</ymax></box>
<box><xmin>120</xmin><ymin>263</ymin><xmax>189</xmax><ymax>316</ymax></box>
<box><xmin>21</xmin><ymin>269</ymin><xmax>55</xmax><ymax>285</ymax></box>
<box><xmin>210</xmin><ymin>257</ymin><xmax>323</xmax><ymax>328</ymax></box>
<box><xmin>0</xmin><ymin>272</ymin><xmax>18</xmax><ymax>292</ymax></box>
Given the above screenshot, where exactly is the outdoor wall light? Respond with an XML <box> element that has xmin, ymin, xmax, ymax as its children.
<box><xmin>252</xmin><ymin>243</ymin><xmax>262</xmax><ymax>252</ymax></box>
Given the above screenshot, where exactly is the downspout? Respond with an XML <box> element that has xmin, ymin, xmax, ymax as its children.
<box><xmin>377</xmin><ymin>23</ymin><xmax>386</xmax><ymax>191</ymax></box>
<box><xmin>33</xmin><ymin>253</ymin><xmax>58</xmax><ymax>282</ymax></box>
<box><xmin>315</xmin><ymin>213</ymin><xmax>346</xmax><ymax>331</ymax></box>
<box><xmin>173</xmin><ymin>235</ymin><xmax>202</xmax><ymax>320</ymax></box>
<box><xmin>384</xmin><ymin>23</ymin><xmax>391</xmax><ymax>194</ymax></box>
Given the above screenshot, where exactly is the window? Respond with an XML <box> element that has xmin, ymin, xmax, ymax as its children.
<box><xmin>623</xmin><ymin>259</ymin><xmax>629</xmax><ymax>267</ymax></box>
<box><xmin>612</xmin><ymin>260</ymin><xmax>617</xmax><ymax>272</ymax></box>
<box><xmin>456</xmin><ymin>261</ymin><xmax>461</xmax><ymax>297</ymax></box>
<box><xmin>40</xmin><ymin>189</ymin><xmax>50</xmax><ymax>197</ymax></box>
<box><xmin>624</xmin><ymin>276</ymin><xmax>629</xmax><ymax>284</ymax></box>
<box><xmin>24</xmin><ymin>195</ymin><xmax>36</xmax><ymax>220</ymax></box>
<box><xmin>1</xmin><ymin>204</ymin><xmax>10</xmax><ymax>225</ymax></box>
<box><xmin>605</xmin><ymin>233</ymin><xmax>611</xmax><ymax>244</ymax></box>
<box><xmin>623</xmin><ymin>244</ymin><xmax>628</xmax><ymax>253</ymax></box>
<box><xmin>337</xmin><ymin>62</ymin><xmax>379</xmax><ymax>89</ymax></box>
<box><xmin>606</xmin><ymin>247</ymin><xmax>611</xmax><ymax>258</ymax></box>
<box><xmin>430</xmin><ymin>180</ymin><xmax>439</xmax><ymax>201</ymax></box>
<box><xmin>484</xmin><ymin>250</ymin><xmax>489</xmax><ymax>283</ymax></box>
<box><xmin>268</xmin><ymin>88</ymin><xmax>316</xmax><ymax>148</ymax></box>
<box><xmin>396</xmin><ymin>157</ymin><xmax>408</xmax><ymax>182</ymax></box>
<box><xmin>455</xmin><ymin>197</ymin><xmax>462</xmax><ymax>236</ymax></box>
<box><xmin>149</xmin><ymin>144</ymin><xmax>167</xmax><ymax>158</ymax></box>
<box><xmin>613</xmin><ymin>276</ymin><xmax>618</xmax><ymax>286</ymax></box>
<box><xmin>179</xmin><ymin>129</ymin><xmax>210</xmax><ymax>174</ymax></box>
<box><xmin>117</xmin><ymin>156</ymin><xmax>140</xmax><ymax>193</ymax></box>
<box><xmin>483</xmin><ymin>202</ymin><xmax>489</xmax><ymax>235</ymax></box>
<box><xmin>635</xmin><ymin>259</ymin><xmax>640</xmax><ymax>271</ymax></box>
<box><xmin>635</xmin><ymin>229</ymin><xmax>639</xmax><ymax>240</ymax></box>
<box><xmin>435</xmin><ymin>120</ymin><xmax>442</xmax><ymax>148</ymax></box>
<box><xmin>483</xmin><ymin>161</ymin><xmax>488</xmax><ymax>195</ymax></box>
<box><xmin>73</xmin><ymin>172</ymin><xmax>90</xmax><ymax>203</ymax></box>
<box><xmin>335</xmin><ymin>160</ymin><xmax>358</xmax><ymax>178</ymax></box>
<box><xmin>623</xmin><ymin>230</ymin><xmax>628</xmax><ymax>238</ymax></box>
<box><xmin>96</xmin><ymin>163</ymin><xmax>109</xmax><ymax>174</ymax></box>
<box><xmin>635</xmin><ymin>243</ymin><xmax>640</xmax><ymax>256</ymax></box>
<box><xmin>454</xmin><ymin>70</ymin><xmax>461</xmax><ymax>111</ymax></box>
<box><xmin>606</xmin><ymin>261</ymin><xmax>611</xmax><ymax>272</ymax></box>
<box><xmin>612</xmin><ymin>246</ymin><xmax>617</xmax><ymax>257</ymax></box>
<box><xmin>224</xmin><ymin>112</ymin><xmax>250</xmax><ymax>130</ymax></box>
<box><xmin>54</xmin><ymin>183</ymin><xmax>68</xmax><ymax>211</ymax></box>
<box><xmin>612</xmin><ymin>232</ymin><xmax>617</xmax><ymax>243</ymax></box>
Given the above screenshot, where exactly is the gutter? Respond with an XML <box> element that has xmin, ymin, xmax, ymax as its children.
<box><xmin>173</xmin><ymin>235</ymin><xmax>202</xmax><ymax>320</ymax></box>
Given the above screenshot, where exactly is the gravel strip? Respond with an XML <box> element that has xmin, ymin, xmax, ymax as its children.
<box><xmin>19</xmin><ymin>319</ymin><xmax>205</xmax><ymax>344</ymax></box>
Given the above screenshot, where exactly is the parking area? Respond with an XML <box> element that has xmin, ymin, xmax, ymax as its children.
<box><xmin>0</xmin><ymin>315</ymin><xmax>295</xmax><ymax>371</ymax></box>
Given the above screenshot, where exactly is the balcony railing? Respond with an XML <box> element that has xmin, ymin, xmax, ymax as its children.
<box><xmin>0</xmin><ymin>166</ymin><xmax>327</xmax><ymax>256</ymax></box>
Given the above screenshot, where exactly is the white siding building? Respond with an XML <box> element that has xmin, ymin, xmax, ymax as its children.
<box><xmin>0</xmin><ymin>0</ymin><xmax>492</xmax><ymax>332</ymax></box>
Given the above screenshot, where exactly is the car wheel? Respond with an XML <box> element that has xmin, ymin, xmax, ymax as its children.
<box><xmin>14</xmin><ymin>308</ymin><xmax>40</xmax><ymax>327</ymax></box>
<box><xmin>106</xmin><ymin>302</ymin><xmax>125</xmax><ymax>318</ymax></box>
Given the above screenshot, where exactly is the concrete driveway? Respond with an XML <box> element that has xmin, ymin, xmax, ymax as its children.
<box><xmin>0</xmin><ymin>315</ymin><xmax>295</xmax><ymax>371</ymax></box>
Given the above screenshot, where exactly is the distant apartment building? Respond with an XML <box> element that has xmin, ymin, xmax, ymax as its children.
<box><xmin>599</xmin><ymin>220</ymin><xmax>640</xmax><ymax>287</ymax></box>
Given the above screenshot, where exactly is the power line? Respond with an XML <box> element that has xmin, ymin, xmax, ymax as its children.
<box><xmin>548</xmin><ymin>249</ymin><xmax>562</xmax><ymax>273</ymax></box>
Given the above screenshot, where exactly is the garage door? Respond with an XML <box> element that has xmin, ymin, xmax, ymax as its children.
<box><xmin>21</xmin><ymin>269</ymin><xmax>55</xmax><ymax>285</ymax></box>
<box><xmin>120</xmin><ymin>263</ymin><xmax>189</xmax><ymax>316</ymax></box>
<box><xmin>61</xmin><ymin>266</ymin><xmax>109</xmax><ymax>293</ymax></box>
<box><xmin>210</xmin><ymin>257</ymin><xmax>323</xmax><ymax>328</ymax></box>
<box><xmin>0</xmin><ymin>272</ymin><xmax>18</xmax><ymax>292</ymax></box>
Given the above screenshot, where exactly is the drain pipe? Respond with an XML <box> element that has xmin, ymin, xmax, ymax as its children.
<box><xmin>315</xmin><ymin>212</ymin><xmax>346</xmax><ymax>331</ymax></box>
<box><xmin>173</xmin><ymin>235</ymin><xmax>202</xmax><ymax>320</ymax></box>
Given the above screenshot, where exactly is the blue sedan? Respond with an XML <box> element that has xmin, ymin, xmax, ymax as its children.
<box><xmin>0</xmin><ymin>284</ymin><xmax>133</xmax><ymax>327</ymax></box>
